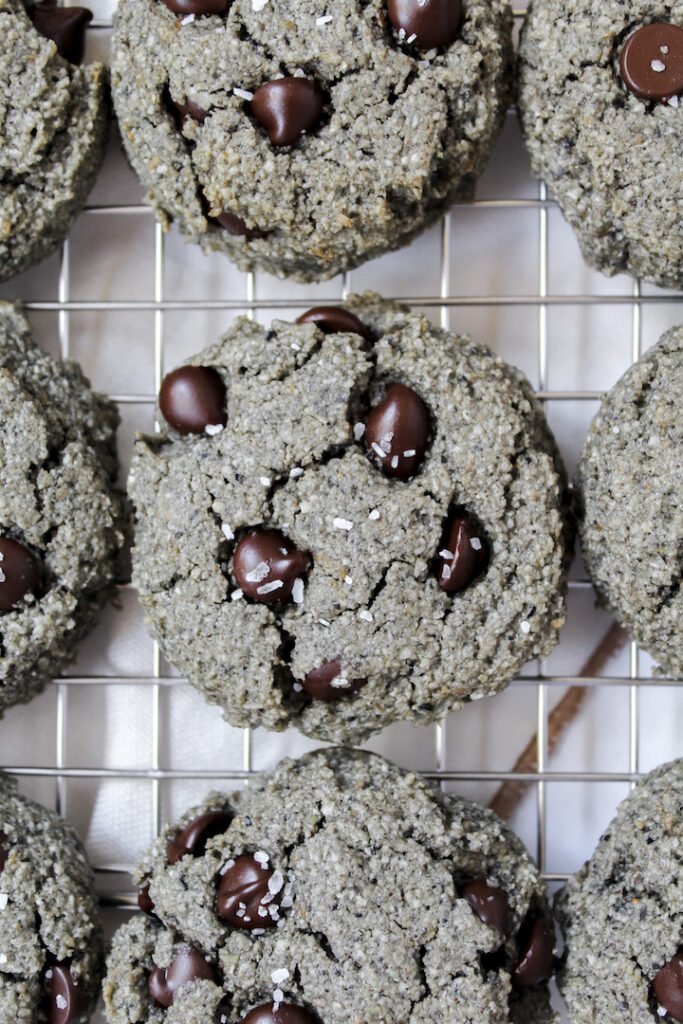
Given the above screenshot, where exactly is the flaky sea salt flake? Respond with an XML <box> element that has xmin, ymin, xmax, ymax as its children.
<box><xmin>333</xmin><ymin>517</ymin><xmax>353</xmax><ymax>531</ymax></box>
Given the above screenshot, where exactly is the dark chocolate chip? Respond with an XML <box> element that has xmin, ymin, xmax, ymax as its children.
<box><xmin>174</xmin><ymin>98</ymin><xmax>209</xmax><ymax>124</ymax></box>
<box><xmin>137</xmin><ymin>885</ymin><xmax>155</xmax><ymax>916</ymax></box>
<box><xmin>301</xmin><ymin>659</ymin><xmax>366</xmax><ymax>702</ymax></box>
<box><xmin>233</xmin><ymin>529</ymin><xmax>310</xmax><ymax>604</ymax></box>
<box><xmin>0</xmin><ymin>537</ymin><xmax>42</xmax><ymax>613</ymax></box>
<box><xmin>217</xmin><ymin>854</ymin><xmax>282</xmax><ymax>929</ymax></box>
<box><xmin>653</xmin><ymin>948</ymin><xmax>683</xmax><ymax>1022</ymax></box>
<box><xmin>212</xmin><ymin>210</ymin><xmax>268</xmax><ymax>240</ymax></box>
<box><xmin>462</xmin><ymin>879</ymin><xmax>513</xmax><ymax>935</ymax></box>
<box><xmin>0</xmin><ymin>831</ymin><xmax>7</xmax><ymax>873</ymax></box>
<box><xmin>167</xmin><ymin>810</ymin><xmax>232</xmax><ymax>865</ymax></box>
<box><xmin>511</xmin><ymin>916</ymin><xmax>554</xmax><ymax>988</ymax></box>
<box><xmin>365</xmin><ymin>383</ymin><xmax>430</xmax><ymax>480</ymax></box>
<box><xmin>296</xmin><ymin>306</ymin><xmax>372</xmax><ymax>341</ymax></box>
<box><xmin>49</xmin><ymin>963</ymin><xmax>86</xmax><ymax>1024</ymax></box>
<box><xmin>620</xmin><ymin>23</ymin><xmax>683</xmax><ymax>101</ymax></box>
<box><xmin>29</xmin><ymin>1</ymin><xmax>92</xmax><ymax>65</ymax></box>
<box><xmin>251</xmin><ymin>78</ymin><xmax>325</xmax><ymax>147</ymax></box>
<box><xmin>240</xmin><ymin>1003</ymin><xmax>319</xmax><ymax>1024</ymax></box>
<box><xmin>161</xmin><ymin>0</ymin><xmax>232</xmax><ymax>16</ymax></box>
<box><xmin>436</xmin><ymin>515</ymin><xmax>488</xmax><ymax>593</ymax></box>
<box><xmin>159</xmin><ymin>365</ymin><xmax>226</xmax><ymax>435</ymax></box>
<box><xmin>149</xmin><ymin>946</ymin><xmax>217</xmax><ymax>1008</ymax></box>
<box><xmin>387</xmin><ymin>0</ymin><xmax>463</xmax><ymax>50</ymax></box>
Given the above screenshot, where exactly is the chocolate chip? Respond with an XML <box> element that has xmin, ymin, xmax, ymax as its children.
<box><xmin>174</xmin><ymin>98</ymin><xmax>209</xmax><ymax>125</ymax></box>
<box><xmin>49</xmin><ymin>963</ymin><xmax>86</xmax><ymax>1024</ymax></box>
<box><xmin>620</xmin><ymin>23</ymin><xmax>683</xmax><ymax>102</ymax></box>
<box><xmin>167</xmin><ymin>810</ymin><xmax>232</xmax><ymax>865</ymax></box>
<box><xmin>239</xmin><ymin>1003</ymin><xmax>319</xmax><ymax>1024</ymax></box>
<box><xmin>161</xmin><ymin>0</ymin><xmax>232</xmax><ymax>15</ymax></box>
<box><xmin>301</xmin><ymin>659</ymin><xmax>366</xmax><ymax>702</ymax></box>
<box><xmin>0</xmin><ymin>831</ymin><xmax>7</xmax><ymax>873</ymax></box>
<box><xmin>0</xmin><ymin>537</ymin><xmax>42</xmax><ymax>613</ymax></box>
<box><xmin>217</xmin><ymin>854</ymin><xmax>282</xmax><ymax>930</ymax></box>
<box><xmin>212</xmin><ymin>210</ymin><xmax>268</xmax><ymax>240</ymax></box>
<box><xmin>233</xmin><ymin>529</ymin><xmax>310</xmax><ymax>604</ymax></box>
<box><xmin>296</xmin><ymin>306</ymin><xmax>372</xmax><ymax>341</ymax></box>
<box><xmin>29</xmin><ymin>1</ymin><xmax>92</xmax><ymax>65</ymax></box>
<box><xmin>149</xmin><ymin>946</ymin><xmax>217</xmax><ymax>1008</ymax></box>
<box><xmin>137</xmin><ymin>885</ymin><xmax>155</xmax><ymax>916</ymax></box>
<box><xmin>387</xmin><ymin>0</ymin><xmax>463</xmax><ymax>50</ymax></box>
<box><xmin>251</xmin><ymin>78</ymin><xmax>325</xmax><ymax>147</ymax></box>
<box><xmin>436</xmin><ymin>515</ymin><xmax>488</xmax><ymax>593</ymax></box>
<box><xmin>365</xmin><ymin>383</ymin><xmax>430</xmax><ymax>480</ymax></box>
<box><xmin>462</xmin><ymin>879</ymin><xmax>513</xmax><ymax>935</ymax></box>
<box><xmin>511</xmin><ymin>916</ymin><xmax>554</xmax><ymax>988</ymax></box>
<box><xmin>653</xmin><ymin>948</ymin><xmax>683</xmax><ymax>1022</ymax></box>
<box><xmin>159</xmin><ymin>365</ymin><xmax>226</xmax><ymax>435</ymax></box>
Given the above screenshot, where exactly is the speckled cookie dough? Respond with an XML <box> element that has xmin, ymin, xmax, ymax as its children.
<box><xmin>110</xmin><ymin>0</ymin><xmax>513</xmax><ymax>283</ymax></box>
<box><xmin>576</xmin><ymin>325</ymin><xmax>683</xmax><ymax>678</ymax></box>
<box><xmin>517</xmin><ymin>0</ymin><xmax>683</xmax><ymax>291</ymax></box>
<box><xmin>0</xmin><ymin>301</ymin><xmax>124</xmax><ymax>716</ymax></box>
<box><xmin>129</xmin><ymin>293</ymin><xmax>571</xmax><ymax>744</ymax></box>
<box><xmin>555</xmin><ymin>758</ymin><xmax>683</xmax><ymax>1024</ymax></box>
<box><xmin>0</xmin><ymin>0</ymin><xmax>108</xmax><ymax>283</ymax></box>
<box><xmin>0</xmin><ymin>773</ymin><xmax>103</xmax><ymax>1023</ymax></box>
<box><xmin>103</xmin><ymin>748</ymin><xmax>557</xmax><ymax>1024</ymax></box>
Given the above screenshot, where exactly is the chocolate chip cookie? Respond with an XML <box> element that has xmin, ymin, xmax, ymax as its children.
<box><xmin>0</xmin><ymin>0</ymin><xmax>107</xmax><ymax>283</ymax></box>
<box><xmin>555</xmin><ymin>758</ymin><xmax>683</xmax><ymax>1024</ymax></box>
<box><xmin>0</xmin><ymin>301</ymin><xmax>124</xmax><ymax>716</ymax></box>
<box><xmin>0</xmin><ymin>772</ymin><xmax>103</xmax><ymax>1024</ymax></box>
<box><xmin>129</xmin><ymin>293</ymin><xmax>571</xmax><ymax>744</ymax></box>
<box><xmin>103</xmin><ymin>748</ymin><xmax>557</xmax><ymax>1024</ymax></box>
<box><xmin>518</xmin><ymin>1</ymin><xmax>683</xmax><ymax>291</ymax></box>
<box><xmin>576</xmin><ymin>325</ymin><xmax>683</xmax><ymax>678</ymax></box>
<box><xmin>111</xmin><ymin>0</ymin><xmax>513</xmax><ymax>282</ymax></box>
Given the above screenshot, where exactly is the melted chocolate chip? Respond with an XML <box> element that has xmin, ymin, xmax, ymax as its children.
<box><xmin>387</xmin><ymin>0</ymin><xmax>463</xmax><ymax>50</ymax></box>
<box><xmin>233</xmin><ymin>529</ymin><xmax>310</xmax><ymax>604</ymax></box>
<box><xmin>365</xmin><ymin>383</ymin><xmax>430</xmax><ymax>480</ymax></box>
<box><xmin>217</xmin><ymin>854</ymin><xmax>282</xmax><ymax>929</ymax></box>
<box><xmin>149</xmin><ymin>947</ymin><xmax>217</xmax><ymax>1008</ymax></box>
<box><xmin>462</xmin><ymin>879</ymin><xmax>513</xmax><ymax>935</ymax></box>
<box><xmin>49</xmin><ymin>963</ymin><xmax>86</xmax><ymax>1024</ymax></box>
<box><xmin>159</xmin><ymin>365</ymin><xmax>227</xmax><ymax>435</ymax></box>
<box><xmin>251</xmin><ymin>78</ymin><xmax>325</xmax><ymax>147</ymax></box>
<box><xmin>161</xmin><ymin>0</ymin><xmax>232</xmax><ymax>15</ymax></box>
<box><xmin>511</xmin><ymin>916</ymin><xmax>554</xmax><ymax>988</ymax></box>
<box><xmin>0</xmin><ymin>830</ymin><xmax>7</xmax><ymax>872</ymax></box>
<box><xmin>296</xmin><ymin>306</ymin><xmax>372</xmax><ymax>341</ymax></box>
<box><xmin>0</xmin><ymin>537</ymin><xmax>42</xmax><ymax>613</ymax></box>
<box><xmin>436</xmin><ymin>515</ymin><xmax>488</xmax><ymax>593</ymax></box>
<box><xmin>301</xmin><ymin>659</ymin><xmax>366</xmax><ymax>702</ymax></box>
<box><xmin>653</xmin><ymin>948</ymin><xmax>683</xmax><ymax>1022</ymax></box>
<box><xmin>212</xmin><ymin>210</ymin><xmax>268</xmax><ymax>240</ymax></box>
<box><xmin>137</xmin><ymin>885</ymin><xmax>155</xmax><ymax>916</ymax></box>
<box><xmin>174</xmin><ymin>98</ymin><xmax>209</xmax><ymax>125</ymax></box>
<box><xmin>620</xmin><ymin>23</ymin><xmax>683</xmax><ymax>102</ymax></box>
<box><xmin>29</xmin><ymin>1</ymin><xmax>92</xmax><ymax>64</ymax></box>
<box><xmin>167</xmin><ymin>810</ymin><xmax>232</xmax><ymax>865</ymax></box>
<box><xmin>240</xmin><ymin>1003</ymin><xmax>319</xmax><ymax>1024</ymax></box>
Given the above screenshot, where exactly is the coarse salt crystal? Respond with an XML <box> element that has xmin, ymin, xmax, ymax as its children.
<box><xmin>520</xmin><ymin>620</ymin><xmax>531</xmax><ymax>634</ymax></box>
<box><xmin>0</xmin><ymin>953</ymin><xmax>6</xmax><ymax>964</ymax></box>
<box><xmin>231</xmin><ymin>588</ymin><xmax>244</xmax><ymax>601</ymax></box>
<box><xmin>269</xmin><ymin>870</ymin><xmax>284</xmax><ymax>896</ymax></box>
<box><xmin>316</xmin><ymin>13</ymin><xmax>333</xmax><ymax>24</ymax></box>
<box><xmin>668</xmin><ymin>94</ymin><xmax>679</xmax><ymax>107</ymax></box>
<box><xmin>441</xmin><ymin>565</ymin><xmax>452</xmax><ymax>580</ymax></box>
<box><xmin>368</xmin><ymin>509</ymin><xmax>380</xmax><ymax>520</ymax></box>
<box><xmin>439</xmin><ymin>549</ymin><xmax>454</xmax><ymax>559</ymax></box>
<box><xmin>358</xmin><ymin>610</ymin><xmax>373</xmax><ymax>622</ymax></box>
<box><xmin>293</xmin><ymin>67</ymin><xmax>306</xmax><ymax>77</ymax></box>
<box><xmin>290</xmin><ymin>466</ymin><xmax>304</xmax><ymax>478</ymax></box>
<box><xmin>260</xmin><ymin>476</ymin><xmax>272</xmax><ymax>487</ymax></box>
<box><xmin>205</xmin><ymin>422</ymin><xmax>223</xmax><ymax>435</ymax></box>
<box><xmin>331</xmin><ymin>676</ymin><xmax>350</xmax><ymax>689</ymax></box>
<box><xmin>55</xmin><ymin>996</ymin><xmax>67</xmax><ymax>1011</ymax></box>
<box><xmin>234</xmin><ymin>87</ymin><xmax>255</xmax><ymax>101</ymax></box>
<box><xmin>291</xmin><ymin>342</ymin><xmax>301</xmax><ymax>351</ymax></box>
<box><xmin>371</xmin><ymin>441</ymin><xmax>386</xmax><ymax>458</ymax></box>
<box><xmin>245</xmin><ymin>561</ymin><xmax>270</xmax><ymax>583</ymax></box>
<box><xmin>254</xmin><ymin>850</ymin><xmax>269</xmax><ymax>865</ymax></box>
<box><xmin>353</xmin><ymin>422</ymin><xmax>366</xmax><ymax>441</ymax></box>
<box><xmin>271</xmin><ymin>967</ymin><xmax>289</xmax><ymax>984</ymax></box>
<box><xmin>252</xmin><ymin>0</ymin><xmax>268</xmax><ymax>9</ymax></box>
<box><xmin>403</xmin><ymin>449</ymin><xmax>416</xmax><ymax>457</ymax></box>
<box><xmin>221</xmin><ymin>523</ymin><xmax>234</xmax><ymax>540</ymax></box>
<box><xmin>391</xmin><ymin>455</ymin><xmax>399</xmax><ymax>469</ymax></box>
<box><xmin>0</xmin><ymin>569</ymin><xmax>5</xmax><ymax>583</ymax></box>
<box><xmin>257</xmin><ymin>580</ymin><xmax>284</xmax><ymax>595</ymax></box>
<box><xmin>292</xmin><ymin>682</ymin><xmax>303</xmax><ymax>692</ymax></box>
<box><xmin>406</xmin><ymin>33</ymin><xmax>417</xmax><ymax>43</ymax></box>
<box><xmin>651</xmin><ymin>59</ymin><xmax>666</xmax><ymax>72</ymax></box>
<box><xmin>181</xmin><ymin>12</ymin><xmax>195</xmax><ymax>23</ymax></box>
<box><xmin>470</xmin><ymin>537</ymin><xmax>482</xmax><ymax>551</ymax></box>
<box><xmin>0</xmin><ymin>894</ymin><xmax>7</xmax><ymax>910</ymax></box>
<box><xmin>292</xmin><ymin>578</ymin><xmax>304</xmax><ymax>604</ymax></box>
<box><xmin>661</xmin><ymin>45</ymin><xmax>669</xmax><ymax>54</ymax></box>
<box><xmin>345</xmin><ymin>575</ymin><xmax>353</xmax><ymax>585</ymax></box>
<box><xmin>318</xmin><ymin>617</ymin><xmax>330</xmax><ymax>627</ymax></box>
<box><xmin>333</xmin><ymin>517</ymin><xmax>353</xmax><ymax>531</ymax></box>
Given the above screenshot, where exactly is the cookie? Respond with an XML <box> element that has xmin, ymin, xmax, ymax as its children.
<box><xmin>129</xmin><ymin>293</ymin><xmax>571</xmax><ymax>744</ymax></box>
<box><xmin>517</xmin><ymin>1</ymin><xmax>683</xmax><ymax>291</ymax></box>
<box><xmin>555</xmin><ymin>758</ymin><xmax>683</xmax><ymax>1024</ymax></box>
<box><xmin>576</xmin><ymin>325</ymin><xmax>683</xmax><ymax>678</ymax></box>
<box><xmin>0</xmin><ymin>301</ymin><xmax>124</xmax><ymax>716</ymax></box>
<box><xmin>110</xmin><ymin>0</ymin><xmax>513</xmax><ymax>282</ymax></box>
<box><xmin>0</xmin><ymin>773</ymin><xmax>103</xmax><ymax>1024</ymax></box>
<box><xmin>0</xmin><ymin>0</ymin><xmax>107</xmax><ymax>283</ymax></box>
<box><xmin>103</xmin><ymin>748</ymin><xmax>557</xmax><ymax>1024</ymax></box>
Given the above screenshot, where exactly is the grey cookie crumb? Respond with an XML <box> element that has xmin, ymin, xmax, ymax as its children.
<box><xmin>517</xmin><ymin>0</ymin><xmax>683</xmax><ymax>291</ymax></box>
<box><xmin>103</xmin><ymin>748</ymin><xmax>557</xmax><ymax>1024</ymax></box>
<box><xmin>576</xmin><ymin>325</ymin><xmax>683</xmax><ymax>678</ymax></box>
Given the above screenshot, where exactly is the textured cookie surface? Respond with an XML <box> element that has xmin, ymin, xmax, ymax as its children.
<box><xmin>0</xmin><ymin>774</ymin><xmax>103</xmax><ymax>1023</ymax></box>
<box><xmin>103</xmin><ymin>748</ymin><xmax>556</xmax><ymax>1024</ymax></box>
<box><xmin>0</xmin><ymin>0</ymin><xmax>107</xmax><ymax>282</ymax></box>
<box><xmin>0</xmin><ymin>302</ymin><xmax>123</xmax><ymax>716</ymax></box>
<box><xmin>518</xmin><ymin>0</ymin><xmax>683</xmax><ymax>290</ymax></box>
<box><xmin>576</xmin><ymin>325</ymin><xmax>683</xmax><ymax>678</ymax></box>
<box><xmin>129</xmin><ymin>294</ymin><xmax>570</xmax><ymax>744</ymax></box>
<box><xmin>111</xmin><ymin>0</ymin><xmax>512</xmax><ymax>282</ymax></box>
<box><xmin>555</xmin><ymin>758</ymin><xmax>683</xmax><ymax>1023</ymax></box>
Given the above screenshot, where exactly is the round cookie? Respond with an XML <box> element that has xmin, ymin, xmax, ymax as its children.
<box><xmin>555</xmin><ymin>758</ymin><xmax>683</xmax><ymax>1023</ymax></box>
<box><xmin>517</xmin><ymin>0</ymin><xmax>683</xmax><ymax>291</ymax></box>
<box><xmin>103</xmin><ymin>748</ymin><xmax>557</xmax><ymax>1024</ymax></box>
<box><xmin>0</xmin><ymin>301</ymin><xmax>124</xmax><ymax>716</ymax></box>
<box><xmin>111</xmin><ymin>0</ymin><xmax>513</xmax><ymax>283</ymax></box>
<box><xmin>0</xmin><ymin>0</ymin><xmax>108</xmax><ymax>283</ymax></box>
<box><xmin>129</xmin><ymin>293</ymin><xmax>571</xmax><ymax>744</ymax></box>
<box><xmin>0</xmin><ymin>773</ymin><xmax>104</xmax><ymax>1023</ymax></box>
<box><xmin>576</xmin><ymin>325</ymin><xmax>683</xmax><ymax>678</ymax></box>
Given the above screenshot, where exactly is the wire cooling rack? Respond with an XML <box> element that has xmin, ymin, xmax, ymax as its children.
<box><xmin>0</xmin><ymin>7</ymin><xmax>682</xmax><ymax>1020</ymax></box>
